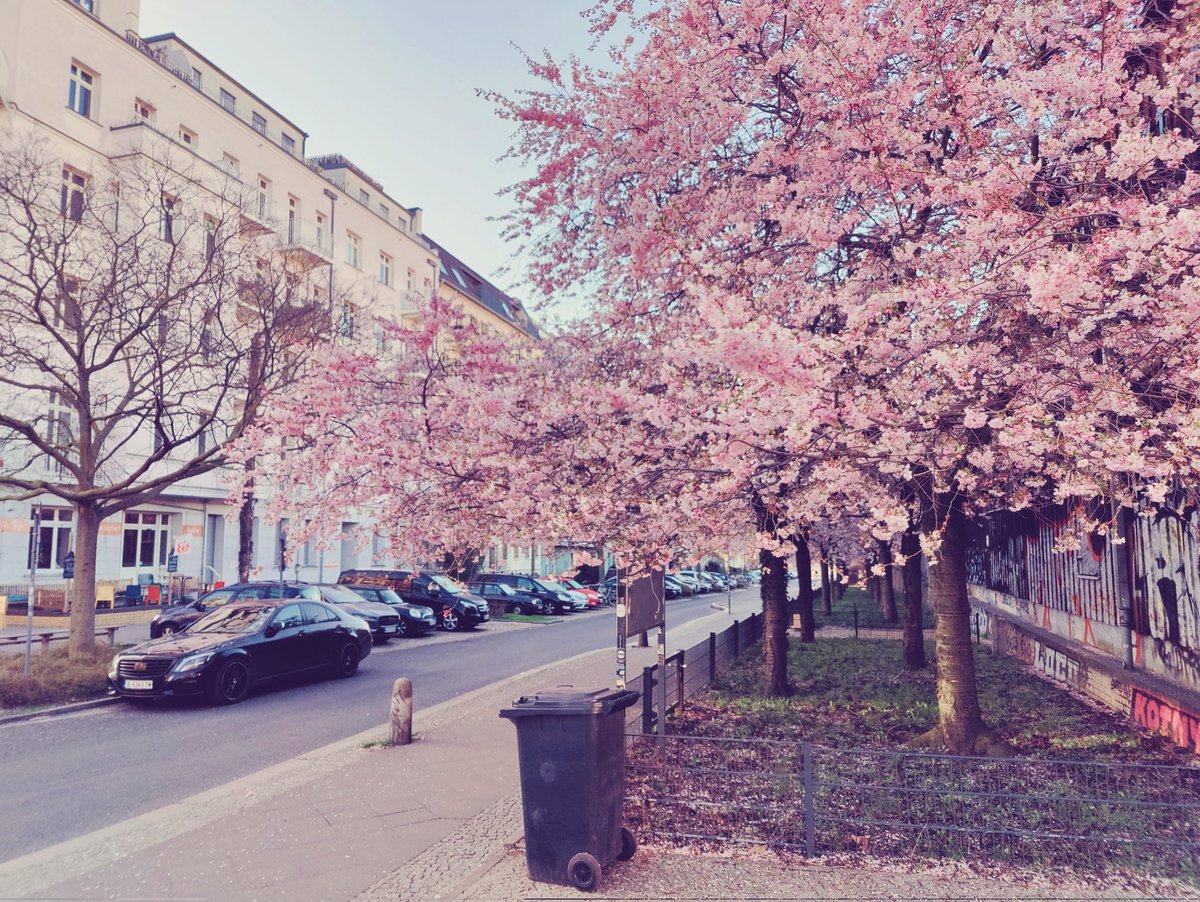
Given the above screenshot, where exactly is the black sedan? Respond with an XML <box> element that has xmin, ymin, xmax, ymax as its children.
<box><xmin>312</xmin><ymin>584</ymin><xmax>405</xmax><ymax>643</ymax></box>
<box><xmin>339</xmin><ymin>584</ymin><xmax>437</xmax><ymax>637</ymax></box>
<box><xmin>108</xmin><ymin>599</ymin><xmax>372</xmax><ymax>705</ymax></box>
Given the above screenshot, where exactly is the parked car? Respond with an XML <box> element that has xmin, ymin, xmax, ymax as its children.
<box><xmin>676</xmin><ymin>571</ymin><xmax>709</xmax><ymax>592</ymax></box>
<box><xmin>149</xmin><ymin>581</ymin><xmax>320</xmax><ymax>639</ymax></box>
<box><xmin>548</xmin><ymin>576</ymin><xmax>602</xmax><ymax>608</ymax></box>
<box><xmin>467</xmin><ymin>581</ymin><xmax>544</xmax><ymax>615</ymax></box>
<box><xmin>539</xmin><ymin>578</ymin><xmax>593</xmax><ymax>610</ymax></box>
<box><xmin>475</xmin><ymin>573</ymin><xmax>581</xmax><ymax>614</ymax></box>
<box><xmin>339</xmin><ymin>584</ymin><xmax>437</xmax><ymax>637</ymax></box>
<box><xmin>337</xmin><ymin>570</ymin><xmax>489</xmax><ymax>632</ymax></box>
<box><xmin>311</xmin><ymin>584</ymin><xmax>404</xmax><ymax>643</ymax></box>
<box><xmin>662</xmin><ymin>575</ymin><xmax>686</xmax><ymax>599</ymax></box>
<box><xmin>109</xmin><ymin>598</ymin><xmax>372</xmax><ymax>705</ymax></box>
<box><xmin>665</xmin><ymin>574</ymin><xmax>693</xmax><ymax>596</ymax></box>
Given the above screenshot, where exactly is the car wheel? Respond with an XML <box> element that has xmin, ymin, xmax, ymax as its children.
<box><xmin>396</xmin><ymin>618</ymin><xmax>410</xmax><ymax>638</ymax></box>
<box><xmin>441</xmin><ymin>609</ymin><xmax>462</xmax><ymax>632</ymax></box>
<box><xmin>336</xmin><ymin>642</ymin><xmax>360</xmax><ymax>678</ymax></box>
<box><xmin>208</xmin><ymin>659</ymin><xmax>251</xmax><ymax>705</ymax></box>
<box><xmin>506</xmin><ymin>603</ymin><xmax>519</xmax><ymax>615</ymax></box>
<box><xmin>159</xmin><ymin>623</ymin><xmax>178</xmax><ymax>636</ymax></box>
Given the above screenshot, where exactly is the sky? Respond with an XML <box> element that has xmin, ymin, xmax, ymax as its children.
<box><xmin>138</xmin><ymin>0</ymin><xmax>614</xmax><ymax>319</ymax></box>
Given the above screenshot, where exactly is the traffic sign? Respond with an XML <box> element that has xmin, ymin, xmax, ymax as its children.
<box><xmin>62</xmin><ymin>550</ymin><xmax>75</xmax><ymax>580</ymax></box>
<box><xmin>167</xmin><ymin>552</ymin><xmax>179</xmax><ymax>574</ymax></box>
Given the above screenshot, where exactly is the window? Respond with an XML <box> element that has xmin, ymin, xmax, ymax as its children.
<box><xmin>287</xmin><ymin>196</ymin><xmax>299</xmax><ymax>243</ymax></box>
<box><xmin>121</xmin><ymin>512</ymin><xmax>171</xmax><ymax>570</ymax></box>
<box><xmin>252</xmin><ymin>111</ymin><xmax>267</xmax><ymax>135</ymax></box>
<box><xmin>346</xmin><ymin>232</ymin><xmax>361</xmax><ymax>269</ymax></box>
<box><xmin>379</xmin><ymin>252</ymin><xmax>392</xmax><ymax>286</ymax></box>
<box><xmin>71</xmin><ymin>0</ymin><xmax>95</xmax><ymax>11</ymax></box>
<box><xmin>178</xmin><ymin>126</ymin><xmax>197</xmax><ymax>148</ymax></box>
<box><xmin>68</xmin><ymin>62</ymin><xmax>95</xmax><ymax>118</ymax></box>
<box><xmin>358</xmin><ymin>189</ymin><xmax>369</xmax><ymax>206</ymax></box>
<box><xmin>256</xmin><ymin>176</ymin><xmax>270</xmax><ymax>219</ymax></box>
<box><xmin>134</xmin><ymin>98</ymin><xmax>155</xmax><ymax>121</ymax></box>
<box><xmin>219</xmin><ymin>88</ymin><xmax>236</xmax><ymax>113</ymax></box>
<box><xmin>190</xmin><ymin>67</ymin><xmax>203</xmax><ymax>89</ymax></box>
<box><xmin>221</xmin><ymin>152</ymin><xmax>239</xmax><ymax>175</ymax></box>
<box><xmin>197</xmin><ymin>418</ymin><xmax>214</xmax><ymax>455</ymax></box>
<box><xmin>159</xmin><ymin>194</ymin><xmax>177</xmax><ymax>244</ymax></box>
<box><xmin>204</xmin><ymin>216</ymin><xmax>217</xmax><ymax>262</ymax></box>
<box><xmin>379</xmin><ymin>203</ymin><xmax>389</xmax><ymax>222</ymax></box>
<box><xmin>281</xmin><ymin>133</ymin><xmax>295</xmax><ymax>156</ymax></box>
<box><xmin>316</xmin><ymin>212</ymin><xmax>326</xmax><ymax>250</ymax></box>
<box><xmin>30</xmin><ymin>508</ymin><xmax>73</xmax><ymax>571</ymax></box>
<box><xmin>61</xmin><ymin>167</ymin><xmax>87</xmax><ymax>222</ymax></box>
<box><xmin>406</xmin><ymin>268</ymin><xmax>415</xmax><ymax>292</ymax></box>
<box><xmin>273</xmin><ymin>604</ymin><xmax>304</xmax><ymax>631</ymax></box>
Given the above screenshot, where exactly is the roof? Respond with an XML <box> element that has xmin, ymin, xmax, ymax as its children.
<box><xmin>425</xmin><ymin>238</ymin><xmax>540</xmax><ymax>340</ymax></box>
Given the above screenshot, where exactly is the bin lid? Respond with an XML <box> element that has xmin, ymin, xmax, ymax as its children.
<box><xmin>499</xmin><ymin>686</ymin><xmax>640</xmax><ymax>719</ymax></box>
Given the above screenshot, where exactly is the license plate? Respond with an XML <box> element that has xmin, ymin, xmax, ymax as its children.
<box><xmin>123</xmin><ymin>679</ymin><xmax>154</xmax><ymax>690</ymax></box>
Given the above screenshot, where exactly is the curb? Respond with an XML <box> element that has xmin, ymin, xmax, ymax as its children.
<box><xmin>0</xmin><ymin>694</ymin><xmax>120</xmax><ymax>726</ymax></box>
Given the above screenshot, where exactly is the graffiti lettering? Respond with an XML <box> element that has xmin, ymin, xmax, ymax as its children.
<box><xmin>1130</xmin><ymin>689</ymin><xmax>1200</xmax><ymax>755</ymax></box>
<box><xmin>1034</xmin><ymin>642</ymin><xmax>1079</xmax><ymax>684</ymax></box>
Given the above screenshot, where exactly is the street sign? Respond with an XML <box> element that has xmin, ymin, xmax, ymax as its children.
<box><xmin>167</xmin><ymin>552</ymin><xmax>179</xmax><ymax>573</ymax></box>
<box><xmin>626</xmin><ymin>569</ymin><xmax>666</xmax><ymax>635</ymax></box>
<box><xmin>174</xmin><ymin>539</ymin><xmax>191</xmax><ymax>556</ymax></box>
<box><xmin>62</xmin><ymin>551</ymin><xmax>75</xmax><ymax>580</ymax></box>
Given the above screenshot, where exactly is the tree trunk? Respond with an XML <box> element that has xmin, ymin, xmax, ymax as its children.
<box><xmin>878</xmin><ymin>539</ymin><xmax>898</xmax><ymax>624</ymax></box>
<box><xmin>820</xmin><ymin>560</ymin><xmax>833</xmax><ymax>615</ymax></box>
<box><xmin>901</xmin><ymin>525</ymin><xmax>926</xmax><ymax>668</ymax></box>
<box><xmin>237</xmin><ymin>463</ymin><xmax>255</xmax><ymax>583</ymax></box>
<box><xmin>67</xmin><ymin>499</ymin><xmax>100</xmax><ymax>658</ymax></box>
<box><xmin>760</xmin><ymin>546</ymin><xmax>791</xmax><ymax>696</ymax></box>
<box><xmin>752</xmin><ymin>491</ymin><xmax>791</xmax><ymax>697</ymax></box>
<box><xmin>834</xmin><ymin>566</ymin><xmax>846</xmax><ymax>600</ymax></box>
<box><xmin>911</xmin><ymin>496</ymin><xmax>1012</xmax><ymax>756</ymax></box>
<box><xmin>794</xmin><ymin>536</ymin><xmax>815</xmax><ymax>642</ymax></box>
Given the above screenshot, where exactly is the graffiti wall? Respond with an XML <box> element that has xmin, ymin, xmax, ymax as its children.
<box><xmin>967</xmin><ymin>502</ymin><xmax>1200</xmax><ymax>696</ymax></box>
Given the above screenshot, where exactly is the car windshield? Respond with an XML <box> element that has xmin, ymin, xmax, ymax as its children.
<box><xmin>559</xmin><ymin>578</ymin><xmax>583</xmax><ymax>590</ymax></box>
<box><xmin>190</xmin><ymin>605</ymin><xmax>272</xmax><ymax>634</ymax></box>
<box><xmin>319</xmin><ymin>585</ymin><xmax>367</xmax><ymax>604</ymax></box>
<box><xmin>430</xmin><ymin>575</ymin><xmax>463</xmax><ymax>593</ymax></box>
<box><xmin>375</xmin><ymin>589</ymin><xmax>404</xmax><ymax>605</ymax></box>
<box><xmin>533</xmin><ymin>579</ymin><xmax>563</xmax><ymax>592</ymax></box>
<box><xmin>487</xmin><ymin>583</ymin><xmax>517</xmax><ymax>596</ymax></box>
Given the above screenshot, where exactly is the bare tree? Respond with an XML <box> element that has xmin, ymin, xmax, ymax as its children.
<box><xmin>0</xmin><ymin>138</ymin><xmax>329</xmax><ymax>655</ymax></box>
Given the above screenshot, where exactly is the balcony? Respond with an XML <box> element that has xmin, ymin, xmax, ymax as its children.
<box><xmin>279</xmin><ymin>218</ymin><xmax>333</xmax><ymax>269</ymax></box>
<box><xmin>239</xmin><ymin>193</ymin><xmax>276</xmax><ymax>235</ymax></box>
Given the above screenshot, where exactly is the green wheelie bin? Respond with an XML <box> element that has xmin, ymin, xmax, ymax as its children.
<box><xmin>500</xmin><ymin>687</ymin><xmax>641</xmax><ymax>891</ymax></box>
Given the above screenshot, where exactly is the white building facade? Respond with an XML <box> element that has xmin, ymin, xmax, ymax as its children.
<box><xmin>0</xmin><ymin>0</ymin><xmax>446</xmax><ymax>595</ymax></box>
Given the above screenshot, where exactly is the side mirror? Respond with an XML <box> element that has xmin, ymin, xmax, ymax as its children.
<box><xmin>195</xmin><ymin>602</ymin><xmax>206</xmax><ymax>612</ymax></box>
<box><xmin>265</xmin><ymin>623</ymin><xmax>281</xmax><ymax>638</ymax></box>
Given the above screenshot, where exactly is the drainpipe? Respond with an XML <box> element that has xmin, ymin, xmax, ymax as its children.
<box><xmin>1111</xmin><ymin>503</ymin><xmax>1136</xmax><ymax>670</ymax></box>
<box><xmin>323</xmin><ymin>188</ymin><xmax>337</xmax><ymax>320</ymax></box>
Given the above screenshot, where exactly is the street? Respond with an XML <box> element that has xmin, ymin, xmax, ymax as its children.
<box><xmin>0</xmin><ymin>589</ymin><xmax>755</xmax><ymax>863</ymax></box>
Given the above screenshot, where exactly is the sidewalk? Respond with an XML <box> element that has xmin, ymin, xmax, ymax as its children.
<box><xmin>6</xmin><ymin>597</ymin><xmax>1190</xmax><ymax>901</ymax></box>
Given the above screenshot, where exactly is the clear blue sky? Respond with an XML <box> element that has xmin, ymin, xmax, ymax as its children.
<box><xmin>139</xmin><ymin>1</ymin><xmax>609</xmax><ymax>317</ymax></box>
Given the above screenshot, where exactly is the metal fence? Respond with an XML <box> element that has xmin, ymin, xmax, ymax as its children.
<box><xmin>623</xmin><ymin>613</ymin><xmax>764</xmax><ymax>732</ymax></box>
<box><xmin>624</xmin><ymin>734</ymin><xmax>1200</xmax><ymax>881</ymax></box>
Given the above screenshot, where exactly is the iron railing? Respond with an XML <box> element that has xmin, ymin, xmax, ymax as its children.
<box><xmin>625</xmin><ymin>733</ymin><xmax>1200</xmax><ymax>882</ymax></box>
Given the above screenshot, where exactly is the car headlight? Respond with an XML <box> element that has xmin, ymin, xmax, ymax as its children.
<box><xmin>174</xmin><ymin>652</ymin><xmax>213</xmax><ymax>673</ymax></box>
<box><xmin>109</xmin><ymin>654</ymin><xmax>121</xmax><ymax>678</ymax></box>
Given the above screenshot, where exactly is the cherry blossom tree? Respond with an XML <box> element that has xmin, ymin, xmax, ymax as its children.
<box><xmin>489</xmin><ymin>0</ymin><xmax>1200</xmax><ymax>753</ymax></box>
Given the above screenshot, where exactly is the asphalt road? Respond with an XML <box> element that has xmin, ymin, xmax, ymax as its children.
<box><xmin>0</xmin><ymin>589</ymin><xmax>757</xmax><ymax>863</ymax></box>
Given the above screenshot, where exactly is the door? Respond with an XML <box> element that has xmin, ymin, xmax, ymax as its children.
<box><xmin>301</xmin><ymin>602</ymin><xmax>344</xmax><ymax>665</ymax></box>
<box><xmin>253</xmin><ymin>603</ymin><xmax>312</xmax><ymax>678</ymax></box>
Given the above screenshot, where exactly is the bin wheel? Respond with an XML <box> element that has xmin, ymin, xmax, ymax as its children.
<box><xmin>617</xmin><ymin>827</ymin><xmax>638</xmax><ymax>861</ymax></box>
<box><xmin>567</xmin><ymin>852</ymin><xmax>601</xmax><ymax>891</ymax></box>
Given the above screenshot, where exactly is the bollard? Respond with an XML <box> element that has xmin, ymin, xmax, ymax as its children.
<box><xmin>390</xmin><ymin>677</ymin><xmax>413</xmax><ymax>746</ymax></box>
<box><xmin>638</xmin><ymin>630</ymin><xmax>649</xmax><ymax>648</ymax></box>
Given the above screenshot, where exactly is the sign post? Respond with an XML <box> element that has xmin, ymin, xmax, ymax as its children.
<box><xmin>25</xmin><ymin>509</ymin><xmax>42</xmax><ymax>677</ymax></box>
<box><xmin>619</xmin><ymin>567</ymin><xmax>666</xmax><ymax>752</ymax></box>
<box><xmin>63</xmin><ymin>550</ymin><xmax>75</xmax><ymax>617</ymax></box>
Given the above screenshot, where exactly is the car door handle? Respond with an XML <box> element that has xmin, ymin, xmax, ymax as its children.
<box><xmin>298</xmin><ymin>629</ymin><xmax>308</xmax><ymax>635</ymax></box>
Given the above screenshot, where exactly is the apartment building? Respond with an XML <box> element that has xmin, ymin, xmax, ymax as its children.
<box><xmin>0</xmin><ymin>0</ymin><xmax>534</xmax><ymax>593</ymax></box>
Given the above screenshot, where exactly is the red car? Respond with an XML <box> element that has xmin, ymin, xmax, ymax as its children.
<box><xmin>546</xmin><ymin>576</ymin><xmax>602</xmax><ymax>608</ymax></box>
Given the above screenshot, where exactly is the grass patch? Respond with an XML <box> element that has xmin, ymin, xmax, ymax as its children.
<box><xmin>685</xmin><ymin>637</ymin><xmax>1193</xmax><ymax>764</ymax></box>
<box><xmin>361</xmin><ymin>737</ymin><xmax>395</xmax><ymax>749</ymax></box>
<box><xmin>817</xmin><ymin>585</ymin><xmax>933</xmax><ymax>629</ymax></box>
<box><xmin>491</xmin><ymin>613</ymin><xmax>558</xmax><ymax>624</ymax></box>
<box><xmin>0</xmin><ymin>645</ymin><xmax>123</xmax><ymax>712</ymax></box>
